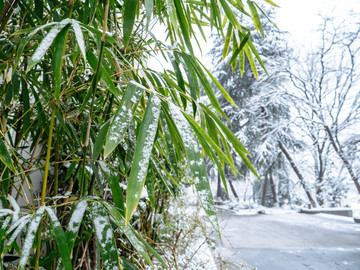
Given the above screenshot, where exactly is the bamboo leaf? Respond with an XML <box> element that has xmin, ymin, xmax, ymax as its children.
<box><xmin>18</xmin><ymin>207</ymin><xmax>45</xmax><ymax>270</ymax></box>
<box><xmin>199</xmin><ymin>60</ymin><xmax>237</xmax><ymax>107</ymax></box>
<box><xmin>169</xmin><ymin>103</ymin><xmax>219</xmax><ymax>234</ymax></box>
<box><xmin>123</xmin><ymin>0</ymin><xmax>139</xmax><ymax>48</ymax></box>
<box><xmin>173</xmin><ymin>0</ymin><xmax>194</xmax><ymax>54</ymax></box>
<box><xmin>218</xmin><ymin>0</ymin><xmax>242</xmax><ymax>31</ymax></box>
<box><xmin>102</xmin><ymin>202</ymin><xmax>155</xmax><ymax>266</ymax></box>
<box><xmin>93</xmin><ymin>121</ymin><xmax>110</xmax><ymax>160</ymax></box>
<box><xmin>223</xmin><ymin>24</ymin><xmax>233</xmax><ymax>60</ymax></box>
<box><xmin>247</xmin><ymin>0</ymin><xmax>264</xmax><ymax>38</ymax></box>
<box><xmin>104</xmin><ymin>81</ymin><xmax>145</xmax><ymax>158</ymax></box>
<box><xmin>87</xmin><ymin>50</ymin><xmax>121</xmax><ymax>98</ymax></box>
<box><xmin>53</xmin><ymin>25</ymin><xmax>70</xmax><ymax>104</ymax></box>
<box><xmin>0</xmin><ymin>138</ymin><xmax>15</xmax><ymax>173</ymax></box>
<box><xmin>4</xmin><ymin>216</ymin><xmax>31</xmax><ymax>252</ymax></box>
<box><xmin>71</xmin><ymin>20</ymin><xmax>87</xmax><ymax>62</ymax></box>
<box><xmin>91</xmin><ymin>202</ymin><xmax>122</xmax><ymax>270</ymax></box>
<box><xmin>99</xmin><ymin>162</ymin><xmax>125</xmax><ymax>216</ymax></box>
<box><xmin>45</xmin><ymin>207</ymin><xmax>72</xmax><ymax>270</ymax></box>
<box><xmin>125</xmin><ymin>94</ymin><xmax>161</xmax><ymax>224</ymax></box>
<box><xmin>27</xmin><ymin>19</ymin><xmax>72</xmax><ymax>72</ymax></box>
<box><xmin>145</xmin><ymin>0</ymin><xmax>153</xmax><ymax>27</ymax></box>
<box><xmin>262</xmin><ymin>0</ymin><xmax>279</xmax><ymax>7</ymax></box>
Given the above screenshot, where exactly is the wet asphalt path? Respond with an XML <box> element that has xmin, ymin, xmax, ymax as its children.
<box><xmin>215</xmin><ymin>209</ymin><xmax>360</xmax><ymax>270</ymax></box>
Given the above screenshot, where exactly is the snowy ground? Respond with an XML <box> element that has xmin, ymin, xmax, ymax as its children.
<box><xmin>214</xmin><ymin>207</ymin><xmax>360</xmax><ymax>270</ymax></box>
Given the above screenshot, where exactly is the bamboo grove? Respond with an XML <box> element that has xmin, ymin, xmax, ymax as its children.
<box><xmin>0</xmin><ymin>0</ymin><xmax>275</xmax><ymax>268</ymax></box>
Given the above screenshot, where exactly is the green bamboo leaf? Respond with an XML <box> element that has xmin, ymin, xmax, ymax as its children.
<box><xmin>123</xmin><ymin>0</ymin><xmax>139</xmax><ymax>48</ymax></box>
<box><xmin>247</xmin><ymin>0</ymin><xmax>264</xmax><ymax>38</ymax></box>
<box><xmin>71</xmin><ymin>20</ymin><xmax>87</xmax><ymax>62</ymax></box>
<box><xmin>102</xmin><ymin>202</ymin><xmax>155</xmax><ymax>266</ymax></box>
<box><xmin>201</xmin><ymin>105</ymin><xmax>259</xmax><ymax>178</ymax></box>
<box><xmin>4</xmin><ymin>216</ymin><xmax>31</xmax><ymax>252</ymax></box>
<box><xmin>169</xmin><ymin>103</ymin><xmax>219</xmax><ymax>234</ymax></box>
<box><xmin>99</xmin><ymin>161</ymin><xmax>125</xmax><ymax>216</ymax></box>
<box><xmin>0</xmin><ymin>138</ymin><xmax>15</xmax><ymax>173</ymax></box>
<box><xmin>18</xmin><ymin>207</ymin><xmax>45</xmax><ymax>270</ymax></box>
<box><xmin>45</xmin><ymin>207</ymin><xmax>72</xmax><ymax>270</ymax></box>
<box><xmin>223</xmin><ymin>23</ymin><xmax>233</xmax><ymax>59</ymax></box>
<box><xmin>27</xmin><ymin>19</ymin><xmax>72</xmax><ymax>72</ymax></box>
<box><xmin>53</xmin><ymin>25</ymin><xmax>70</xmax><ymax>104</ymax></box>
<box><xmin>130</xmin><ymin>226</ymin><xmax>168</xmax><ymax>268</ymax></box>
<box><xmin>247</xmin><ymin>38</ymin><xmax>268</xmax><ymax>75</ymax></box>
<box><xmin>160</xmin><ymin>113</ymin><xmax>179</xmax><ymax>176</ymax></box>
<box><xmin>173</xmin><ymin>0</ymin><xmax>194</xmax><ymax>54</ymax></box>
<box><xmin>145</xmin><ymin>168</ymin><xmax>155</xmax><ymax>208</ymax></box>
<box><xmin>218</xmin><ymin>0</ymin><xmax>242</xmax><ymax>31</ymax></box>
<box><xmin>86</xmin><ymin>50</ymin><xmax>121</xmax><ymax>98</ymax></box>
<box><xmin>180</xmin><ymin>53</ymin><xmax>224</xmax><ymax>116</ymax></box>
<box><xmin>200</xmin><ymin>104</ymin><xmax>249</xmax><ymax>154</ymax></box>
<box><xmin>93</xmin><ymin>121</ymin><xmax>110</xmax><ymax>160</ymax></box>
<box><xmin>227</xmin><ymin>32</ymin><xmax>250</xmax><ymax>67</ymax></box>
<box><xmin>244</xmin><ymin>43</ymin><xmax>259</xmax><ymax>79</ymax></box>
<box><xmin>104</xmin><ymin>81</ymin><xmax>145</xmax><ymax>158</ymax></box>
<box><xmin>125</xmin><ymin>94</ymin><xmax>161</xmax><ymax>224</ymax></box>
<box><xmin>262</xmin><ymin>0</ymin><xmax>279</xmax><ymax>7</ymax></box>
<box><xmin>145</xmin><ymin>0</ymin><xmax>153</xmax><ymax>27</ymax></box>
<box><xmin>91</xmin><ymin>202</ymin><xmax>122</xmax><ymax>270</ymax></box>
<box><xmin>182</xmin><ymin>112</ymin><xmax>237</xmax><ymax>175</ymax></box>
<box><xmin>199</xmin><ymin>60</ymin><xmax>237</xmax><ymax>107</ymax></box>
<box><xmin>66</xmin><ymin>200</ymin><xmax>87</xmax><ymax>250</ymax></box>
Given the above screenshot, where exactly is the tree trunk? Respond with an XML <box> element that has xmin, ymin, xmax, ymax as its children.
<box><xmin>278</xmin><ymin>141</ymin><xmax>317</xmax><ymax>208</ymax></box>
<box><xmin>324</xmin><ymin>125</ymin><xmax>360</xmax><ymax>194</ymax></box>
<box><xmin>261</xmin><ymin>173</ymin><xmax>268</xmax><ymax>206</ymax></box>
<box><xmin>229</xmin><ymin>180</ymin><xmax>238</xmax><ymax>199</ymax></box>
<box><xmin>269</xmin><ymin>172</ymin><xmax>278</xmax><ymax>205</ymax></box>
<box><xmin>216</xmin><ymin>170</ymin><xmax>222</xmax><ymax>199</ymax></box>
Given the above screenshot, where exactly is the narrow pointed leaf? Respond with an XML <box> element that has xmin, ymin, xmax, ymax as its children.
<box><xmin>123</xmin><ymin>0</ymin><xmax>138</xmax><ymax>48</ymax></box>
<box><xmin>169</xmin><ymin>103</ymin><xmax>219</xmax><ymax>233</ymax></box>
<box><xmin>247</xmin><ymin>0</ymin><xmax>264</xmax><ymax>38</ymax></box>
<box><xmin>99</xmin><ymin>162</ymin><xmax>125</xmax><ymax>216</ymax></box>
<box><xmin>125</xmin><ymin>94</ymin><xmax>161</xmax><ymax>224</ymax></box>
<box><xmin>0</xmin><ymin>138</ymin><xmax>15</xmax><ymax>173</ymax></box>
<box><xmin>93</xmin><ymin>121</ymin><xmax>110</xmax><ymax>160</ymax></box>
<box><xmin>27</xmin><ymin>19</ymin><xmax>71</xmax><ymax>72</ymax></box>
<box><xmin>19</xmin><ymin>207</ymin><xmax>45</xmax><ymax>270</ymax></box>
<box><xmin>53</xmin><ymin>25</ymin><xmax>70</xmax><ymax>104</ymax></box>
<box><xmin>91</xmin><ymin>202</ymin><xmax>121</xmax><ymax>270</ymax></box>
<box><xmin>71</xmin><ymin>20</ymin><xmax>87</xmax><ymax>62</ymax></box>
<box><xmin>104</xmin><ymin>81</ymin><xmax>145</xmax><ymax>157</ymax></box>
<box><xmin>103</xmin><ymin>202</ymin><xmax>154</xmax><ymax>266</ymax></box>
<box><xmin>45</xmin><ymin>207</ymin><xmax>72</xmax><ymax>270</ymax></box>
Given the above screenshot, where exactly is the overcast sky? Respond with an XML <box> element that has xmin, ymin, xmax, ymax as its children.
<box><xmin>151</xmin><ymin>0</ymin><xmax>360</xmax><ymax>71</ymax></box>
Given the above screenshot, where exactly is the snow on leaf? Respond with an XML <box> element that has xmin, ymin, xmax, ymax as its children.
<box><xmin>4</xmin><ymin>216</ymin><xmax>31</xmax><ymax>252</ymax></box>
<box><xmin>91</xmin><ymin>202</ymin><xmax>121</xmax><ymax>270</ymax></box>
<box><xmin>19</xmin><ymin>206</ymin><xmax>45</xmax><ymax>270</ymax></box>
<box><xmin>169</xmin><ymin>102</ymin><xmax>219</xmax><ymax>234</ymax></box>
<box><xmin>125</xmin><ymin>94</ymin><xmax>161</xmax><ymax>224</ymax></box>
<box><xmin>104</xmin><ymin>81</ymin><xmax>146</xmax><ymax>158</ymax></box>
<box><xmin>27</xmin><ymin>19</ymin><xmax>72</xmax><ymax>72</ymax></box>
<box><xmin>71</xmin><ymin>20</ymin><xmax>87</xmax><ymax>63</ymax></box>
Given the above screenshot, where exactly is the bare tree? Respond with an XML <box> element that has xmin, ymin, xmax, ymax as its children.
<box><xmin>286</xmin><ymin>15</ymin><xmax>360</xmax><ymax>194</ymax></box>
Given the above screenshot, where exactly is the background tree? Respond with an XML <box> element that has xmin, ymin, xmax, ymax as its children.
<box><xmin>208</xmin><ymin>7</ymin><xmax>312</xmax><ymax>206</ymax></box>
<box><xmin>286</xmin><ymin>14</ymin><xmax>360</xmax><ymax>202</ymax></box>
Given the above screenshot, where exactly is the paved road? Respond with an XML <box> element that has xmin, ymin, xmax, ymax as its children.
<box><xmin>214</xmin><ymin>209</ymin><xmax>360</xmax><ymax>270</ymax></box>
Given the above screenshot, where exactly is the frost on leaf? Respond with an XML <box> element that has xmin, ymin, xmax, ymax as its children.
<box><xmin>19</xmin><ymin>207</ymin><xmax>45</xmax><ymax>269</ymax></box>
<box><xmin>91</xmin><ymin>202</ymin><xmax>120</xmax><ymax>270</ymax></box>
<box><xmin>169</xmin><ymin>102</ymin><xmax>218</xmax><ymax>232</ymax></box>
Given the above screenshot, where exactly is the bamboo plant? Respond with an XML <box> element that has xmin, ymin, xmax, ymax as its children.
<box><xmin>0</xmin><ymin>0</ymin><xmax>276</xmax><ymax>268</ymax></box>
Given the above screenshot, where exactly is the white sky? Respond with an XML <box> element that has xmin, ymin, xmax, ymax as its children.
<box><xmin>151</xmin><ymin>0</ymin><xmax>360</xmax><ymax>71</ymax></box>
